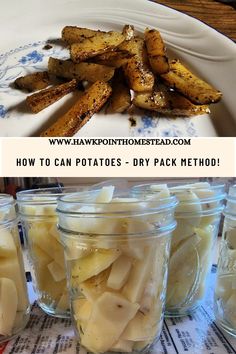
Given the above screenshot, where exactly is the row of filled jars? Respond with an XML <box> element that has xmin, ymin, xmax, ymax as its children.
<box><xmin>0</xmin><ymin>181</ymin><xmax>235</xmax><ymax>353</ymax></box>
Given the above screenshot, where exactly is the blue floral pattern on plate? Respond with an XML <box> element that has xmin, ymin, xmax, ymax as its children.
<box><xmin>0</xmin><ymin>105</ymin><xmax>6</xmax><ymax>118</ymax></box>
<box><xmin>0</xmin><ymin>40</ymin><xmax>200</xmax><ymax>136</ymax></box>
<box><xmin>19</xmin><ymin>50</ymin><xmax>44</xmax><ymax>65</ymax></box>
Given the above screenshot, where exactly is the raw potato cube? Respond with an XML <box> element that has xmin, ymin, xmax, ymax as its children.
<box><xmin>224</xmin><ymin>292</ymin><xmax>236</xmax><ymax>327</ymax></box>
<box><xmin>28</xmin><ymin>223</ymin><xmax>54</xmax><ymax>256</ymax></box>
<box><xmin>107</xmin><ymin>255</ymin><xmax>132</xmax><ymax>290</ymax></box>
<box><xmin>0</xmin><ymin>229</ymin><xmax>17</xmax><ymax>257</ymax></box>
<box><xmin>121</xmin><ymin>310</ymin><xmax>158</xmax><ymax>341</ymax></box>
<box><xmin>73</xmin><ymin>298</ymin><xmax>92</xmax><ymax>322</ymax></box>
<box><xmin>35</xmin><ymin>265</ymin><xmax>66</xmax><ymax>303</ymax></box>
<box><xmin>56</xmin><ymin>291</ymin><xmax>69</xmax><ymax>311</ymax></box>
<box><xmin>79</xmin><ymin>268</ymin><xmax>111</xmax><ymax>302</ymax></box>
<box><xmin>28</xmin><ymin>222</ymin><xmax>65</xmax><ymax>268</ymax></box>
<box><xmin>174</xmin><ymin>190</ymin><xmax>202</xmax><ymax>226</ymax></box>
<box><xmin>122</xmin><ymin>247</ymin><xmax>154</xmax><ymax>303</ymax></box>
<box><xmin>81</xmin><ymin>292</ymin><xmax>139</xmax><ymax>352</ymax></box>
<box><xmin>65</xmin><ymin>239</ymin><xmax>91</xmax><ymax>260</ymax></box>
<box><xmin>111</xmin><ymin>339</ymin><xmax>133</xmax><ymax>352</ymax></box>
<box><xmin>72</xmin><ymin>248</ymin><xmax>121</xmax><ymax>284</ymax></box>
<box><xmin>32</xmin><ymin>245</ymin><xmax>53</xmax><ymax>267</ymax></box>
<box><xmin>95</xmin><ymin>186</ymin><xmax>115</xmax><ymax>203</ymax></box>
<box><xmin>226</xmin><ymin>228</ymin><xmax>236</xmax><ymax>249</ymax></box>
<box><xmin>0</xmin><ymin>278</ymin><xmax>18</xmax><ymax>336</ymax></box>
<box><xmin>215</xmin><ymin>275</ymin><xmax>236</xmax><ymax>302</ymax></box>
<box><xmin>0</xmin><ymin>257</ymin><xmax>28</xmax><ymax>311</ymax></box>
<box><xmin>47</xmin><ymin>261</ymin><xmax>65</xmax><ymax>282</ymax></box>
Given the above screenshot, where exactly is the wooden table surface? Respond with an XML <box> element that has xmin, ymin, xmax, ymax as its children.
<box><xmin>153</xmin><ymin>0</ymin><xmax>236</xmax><ymax>41</ymax></box>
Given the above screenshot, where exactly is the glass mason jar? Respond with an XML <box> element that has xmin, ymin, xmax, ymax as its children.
<box><xmin>0</xmin><ymin>194</ymin><xmax>30</xmax><ymax>343</ymax></box>
<box><xmin>57</xmin><ymin>186</ymin><xmax>177</xmax><ymax>354</ymax></box>
<box><xmin>132</xmin><ymin>182</ymin><xmax>225</xmax><ymax>316</ymax></box>
<box><xmin>17</xmin><ymin>187</ymin><xmax>84</xmax><ymax>318</ymax></box>
<box><xmin>214</xmin><ymin>185</ymin><xmax>236</xmax><ymax>337</ymax></box>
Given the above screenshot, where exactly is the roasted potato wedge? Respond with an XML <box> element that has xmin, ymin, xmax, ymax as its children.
<box><xmin>14</xmin><ymin>71</ymin><xmax>50</xmax><ymax>92</ymax></box>
<box><xmin>122</xmin><ymin>25</ymin><xmax>135</xmax><ymax>40</ymax></box>
<box><xmin>121</xmin><ymin>37</ymin><xmax>154</xmax><ymax>92</ymax></box>
<box><xmin>62</xmin><ymin>26</ymin><xmax>105</xmax><ymax>44</ymax></box>
<box><xmin>70</xmin><ymin>31</ymin><xmax>125</xmax><ymax>62</ymax></box>
<box><xmin>93</xmin><ymin>50</ymin><xmax>134</xmax><ymax>68</ymax></box>
<box><xmin>40</xmin><ymin>81</ymin><xmax>112</xmax><ymax>137</ymax></box>
<box><xmin>161</xmin><ymin>60</ymin><xmax>222</xmax><ymax>105</ymax></box>
<box><xmin>48</xmin><ymin>57</ymin><xmax>115</xmax><ymax>82</ymax></box>
<box><xmin>145</xmin><ymin>28</ymin><xmax>169</xmax><ymax>74</ymax></box>
<box><xmin>133</xmin><ymin>84</ymin><xmax>210</xmax><ymax>116</ymax></box>
<box><xmin>106</xmin><ymin>71</ymin><xmax>131</xmax><ymax>113</ymax></box>
<box><xmin>26</xmin><ymin>79</ymin><xmax>77</xmax><ymax>113</ymax></box>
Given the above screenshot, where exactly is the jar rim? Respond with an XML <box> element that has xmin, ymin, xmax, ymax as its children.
<box><xmin>56</xmin><ymin>190</ymin><xmax>178</xmax><ymax>216</ymax></box>
<box><xmin>0</xmin><ymin>194</ymin><xmax>16</xmax><ymax>226</ymax></box>
<box><xmin>16</xmin><ymin>186</ymin><xmax>85</xmax><ymax>205</ymax></box>
<box><xmin>132</xmin><ymin>182</ymin><xmax>225</xmax><ymax>202</ymax></box>
<box><xmin>0</xmin><ymin>193</ymin><xmax>14</xmax><ymax>206</ymax></box>
<box><xmin>223</xmin><ymin>184</ymin><xmax>236</xmax><ymax>217</ymax></box>
<box><xmin>58</xmin><ymin>220</ymin><xmax>177</xmax><ymax>239</ymax></box>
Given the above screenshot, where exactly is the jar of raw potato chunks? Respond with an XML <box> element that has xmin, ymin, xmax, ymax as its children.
<box><xmin>17</xmin><ymin>187</ymin><xmax>84</xmax><ymax>318</ymax></box>
<box><xmin>214</xmin><ymin>185</ymin><xmax>236</xmax><ymax>337</ymax></box>
<box><xmin>57</xmin><ymin>186</ymin><xmax>177</xmax><ymax>354</ymax></box>
<box><xmin>0</xmin><ymin>194</ymin><xmax>30</xmax><ymax>343</ymax></box>
<box><xmin>132</xmin><ymin>182</ymin><xmax>225</xmax><ymax>316</ymax></box>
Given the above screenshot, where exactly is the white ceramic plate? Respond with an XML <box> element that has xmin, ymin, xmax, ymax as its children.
<box><xmin>0</xmin><ymin>0</ymin><xmax>236</xmax><ymax>137</ymax></box>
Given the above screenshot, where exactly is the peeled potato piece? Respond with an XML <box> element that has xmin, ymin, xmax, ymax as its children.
<box><xmin>0</xmin><ymin>229</ymin><xmax>17</xmax><ymax>258</ymax></box>
<box><xmin>72</xmin><ymin>248</ymin><xmax>121</xmax><ymax>284</ymax></box>
<box><xmin>0</xmin><ymin>278</ymin><xmax>18</xmax><ymax>336</ymax></box>
<box><xmin>0</xmin><ymin>257</ymin><xmax>28</xmax><ymax>311</ymax></box>
<box><xmin>81</xmin><ymin>292</ymin><xmax>139</xmax><ymax>353</ymax></box>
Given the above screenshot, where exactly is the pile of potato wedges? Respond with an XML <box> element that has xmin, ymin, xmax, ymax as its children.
<box><xmin>14</xmin><ymin>25</ymin><xmax>222</xmax><ymax>137</ymax></box>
